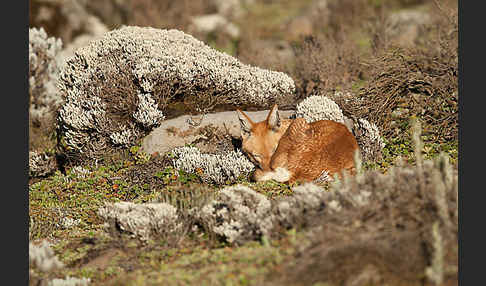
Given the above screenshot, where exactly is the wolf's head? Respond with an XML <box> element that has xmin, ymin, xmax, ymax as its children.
<box><xmin>236</xmin><ymin>104</ymin><xmax>289</xmax><ymax>172</ymax></box>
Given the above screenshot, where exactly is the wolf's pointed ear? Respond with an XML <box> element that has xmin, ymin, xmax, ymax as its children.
<box><xmin>267</xmin><ymin>104</ymin><xmax>281</xmax><ymax>131</ymax></box>
<box><xmin>236</xmin><ymin>109</ymin><xmax>253</xmax><ymax>137</ymax></box>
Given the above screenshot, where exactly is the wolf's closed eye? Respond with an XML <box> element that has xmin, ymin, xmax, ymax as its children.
<box><xmin>253</xmin><ymin>154</ymin><xmax>263</xmax><ymax>163</ymax></box>
<box><xmin>247</xmin><ymin>153</ymin><xmax>262</xmax><ymax>167</ymax></box>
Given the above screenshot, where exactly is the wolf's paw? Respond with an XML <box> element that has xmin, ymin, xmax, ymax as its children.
<box><xmin>252</xmin><ymin>167</ymin><xmax>291</xmax><ymax>183</ymax></box>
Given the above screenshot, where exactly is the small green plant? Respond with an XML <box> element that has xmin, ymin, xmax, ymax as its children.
<box><xmin>154</xmin><ymin>167</ymin><xmax>199</xmax><ymax>185</ymax></box>
<box><xmin>130</xmin><ymin>145</ymin><xmax>151</xmax><ymax>165</ymax></box>
<box><xmin>154</xmin><ymin>167</ymin><xmax>176</xmax><ymax>184</ymax></box>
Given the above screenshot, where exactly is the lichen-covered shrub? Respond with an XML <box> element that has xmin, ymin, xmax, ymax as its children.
<box><xmin>132</xmin><ymin>92</ymin><xmax>166</xmax><ymax>129</ymax></box>
<box><xmin>326</xmin><ymin>152</ymin><xmax>457</xmax><ymax>222</ymax></box>
<box><xmin>171</xmin><ymin>146</ymin><xmax>254</xmax><ymax>185</ymax></box>
<box><xmin>273</xmin><ymin>183</ymin><xmax>327</xmax><ymax>229</ymax></box>
<box><xmin>58</xmin><ymin>216</ymin><xmax>81</xmax><ymax>230</ymax></box>
<box><xmin>29</xmin><ymin>241</ymin><xmax>64</xmax><ymax>272</ymax></box>
<box><xmin>29</xmin><ymin>151</ymin><xmax>57</xmax><ymax>178</ymax></box>
<box><xmin>273</xmin><ymin>180</ymin><xmax>353</xmax><ymax>230</ymax></box>
<box><xmin>56</xmin><ymin>26</ymin><xmax>295</xmax><ymax>163</ymax></box>
<box><xmin>49</xmin><ymin>276</ymin><xmax>91</xmax><ymax>286</ymax></box>
<box><xmin>29</xmin><ymin>27</ymin><xmax>63</xmax><ymax>126</ymax></box>
<box><xmin>351</xmin><ymin>118</ymin><xmax>385</xmax><ymax>162</ymax></box>
<box><xmin>98</xmin><ymin>201</ymin><xmax>181</xmax><ymax>241</ymax></box>
<box><xmin>295</xmin><ymin>95</ymin><xmax>346</xmax><ymax>124</ymax></box>
<box><xmin>68</xmin><ymin>166</ymin><xmax>90</xmax><ymax>179</ymax></box>
<box><xmin>198</xmin><ymin>185</ymin><xmax>274</xmax><ymax>245</ymax></box>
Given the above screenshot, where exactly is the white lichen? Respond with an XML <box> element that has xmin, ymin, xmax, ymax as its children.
<box><xmin>29</xmin><ymin>151</ymin><xmax>56</xmax><ymax>177</ymax></box>
<box><xmin>292</xmin><ymin>183</ymin><xmax>327</xmax><ymax>210</ymax></box>
<box><xmin>274</xmin><ymin>183</ymin><xmax>328</xmax><ymax>227</ymax></box>
<box><xmin>133</xmin><ymin>93</ymin><xmax>165</xmax><ymax>128</ymax></box>
<box><xmin>59</xmin><ymin>217</ymin><xmax>81</xmax><ymax>229</ymax></box>
<box><xmin>29</xmin><ymin>241</ymin><xmax>64</xmax><ymax>272</ymax></box>
<box><xmin>98</xmin><ymin>201</ymin><xmax>181</xmax><ymax>241</ymax></box>
<box><xmin>109</xmin><ymin>126</ymin><xmax>138</xmax><ymax>147</ymax></box>
<box><xmin>29</xmin><ymin>27</ymin><xmax>63</xmax><ymax>123</ymax></box>
<box><xmin>171</xmin><ymin>146</ymin><xmax>254</xmax><ymax>185</ymax></box>
<box><xmin>58</xmin><ymin>94</ymin><xmax>107</xmax><ymax>132</ymax></box>
<box><xmin>352</xmin><ymin>118</ymin><xmax>385</xmax><ymax>162</ymax></box>
<box><xmin>296</xmin><ymin>95</ymin><xmax>345</xmax><ymax>124</ymax></box>
<box><xmin>327</xmin><ymin>200</ymin><xmax>342</xmax><ymax>212</ymax></box>
<box><xmin>199</xmin><ymin>185</ymin><xmax>273</xmax><ymax>244</ymax></box>
<box><xmin>124</xmin><ymin>27</ymin><xmax>295</xmax><ymax>104</ymax></box>
<box><xmin>70</xmin><ymin>166</ymin><xmax>90</xmax><ymax>178</ymax></box>
<box><xmin>48</xmin><ymin>276</ymin><xmax>91</xmax><ymax>286</ymax></box>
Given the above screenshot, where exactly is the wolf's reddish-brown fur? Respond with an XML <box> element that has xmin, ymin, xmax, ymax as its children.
<box><xmin>236</xmin><ymin>104</ymin><xmax>359</xmax><ymax>184</ymax></box>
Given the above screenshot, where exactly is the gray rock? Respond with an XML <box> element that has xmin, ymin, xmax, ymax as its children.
<box><xmin>141</xmin><ymin>109</ymin><xmax>295</xmax><ymax>155</ymax></box>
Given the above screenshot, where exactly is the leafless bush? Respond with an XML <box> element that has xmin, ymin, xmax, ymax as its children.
<box><xmin>351</xmin><ymin>4</ymin><xmax>458</xmax><ymax>143</ymax></box>
<box><xmin>354</xmin><ymin>47</ymin><xmax>457</xmax><ymax>143</ymax></box>
<box><xmin>290</xmin><ymin>34</ymin><xmax>364</xmax><ymax>101</ymax></box>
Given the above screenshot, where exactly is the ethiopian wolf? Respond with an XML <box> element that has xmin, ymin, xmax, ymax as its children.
<box><xmin>236</xmin><ymin>104</ymin><xmax>359</xmax><ymax>184</ymax></box>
